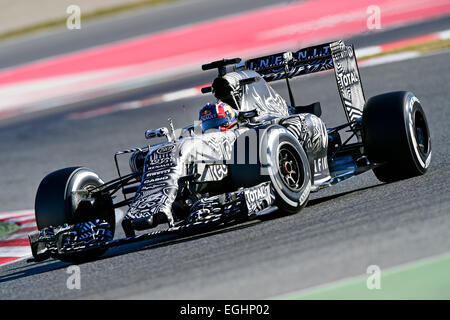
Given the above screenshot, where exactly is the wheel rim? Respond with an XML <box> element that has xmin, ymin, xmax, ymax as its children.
<box><xmin>278</xmin><ymin>144</ymin><xmax>303</xmax><ymax>191</ymax></box>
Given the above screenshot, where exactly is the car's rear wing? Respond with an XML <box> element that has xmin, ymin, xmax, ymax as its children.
<box><xmin>244</xmin><ymin>40</ymin><xmax>366</xmax><ymax>124</ymax></box>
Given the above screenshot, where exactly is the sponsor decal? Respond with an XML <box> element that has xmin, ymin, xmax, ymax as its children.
<box><xmin>146</xmin><ymin>161</ymin><xmax>175</xmax><ymax>171</ymax></box>
<box><xmin>246</xmin><ymin>44</ymin><xmax>332</xmax><ymax>71</ymax></box>
<box><xmin>200</xmin><ymin>110</ymin><xmax>216</xmax><ymax>121</ymax></box>
<box><xmin>425</xmin><ymin>151</ymin><xmax>432</xmax><ymax>169</ymax></box>
<box><xmin>294</xmin><ymin>44</ymin><xmax>331</xmax><ymax>61</ymax></box>
<box><xmin>244</xmin><ymin>182</ymin><xmax>274</xmax><ymax>215</ymax></box>
<box><xmin>206</xmin><ymin>164</ymin><xmax>228</xmax><ymax>181</ymax></box>
<box><xmin>145</xmin><ymin>175</ymin><xmax>170</xmax><ymax>184</ymax></box>
<box><xmin>247</xmin><ymin>53</ymin><xmax>285</xmax><ymax>70</ymax></box>
<box><xmin>299</xmin><ymin>180</ymin><xmax>311</xmax><ymax>205</ymax></box>
<box><xmin>140</xmin><ymin>182</ymin><xmax>167</xmax><ymax>191</ymax></box>
<box><xmin>156</xmin><ymin>145</ymin><xmax>175</xmax><ymax>154</ymax></box>
<box><xmin>199</xmin><ymin>103</ymin><xmax>218</xmax><ymax>121</ymax></box>
<box><xmin>407</xmin><ymin>94</ymin><xmax>430</xmax><ymax>169</ymax></box>
<box><xmin>314</xmin><ymin>156</ymin><xmax>329</xmax><ymax>173</ymax></box>
<box><xmin>245</xmin><ymin>184</ymin><xmax>269</xmax><ymax>203</ymax></box>
<box><xmin>338</xmin><ymin>71</ymin><xmax>359</xmax><ymax>86</ymax></box>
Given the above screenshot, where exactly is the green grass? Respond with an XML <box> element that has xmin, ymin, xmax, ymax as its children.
<box><xmin>278</xmin><ymin>253</ymin><xmax>450</xmax><ymax>300</ymax></box>
<box><xmin>0</xmin><ymin>221</ymin><xmax>19</xmax><ymax>238</ymax></box>
<box><xmin>0</xmin><ymin>0</ymin><xmax>183</xmax><ymax>42</ymax></box>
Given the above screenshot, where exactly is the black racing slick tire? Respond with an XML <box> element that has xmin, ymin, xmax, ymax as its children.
<box><xmin>35</xmin><ymin>167</ymin><xmax>115</xmax><ymax>261</ymax></box>
<box><xmin>363</xmin><ymin>91</ymin><xmax>432</xmax><ymax>183</ymax></box>
<box><xmin>260</xmin><ymin>126</ymin><xmax>312</xmax><ymax>214</ymax></box>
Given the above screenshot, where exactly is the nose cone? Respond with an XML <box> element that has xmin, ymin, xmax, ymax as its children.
<box><xmin>130</xmin><ymin>215</ymin><xmax>157</xmax><ymax>231</ymax></box>
<box><xmin>122</xmin><ymin>210</ymin><xmax>174</xmax><ymax>236</ymax></box>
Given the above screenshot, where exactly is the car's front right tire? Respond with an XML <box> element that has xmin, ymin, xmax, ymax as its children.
<box><xmin>260</xmin><ymin>126</ymin><xmax>312</xmax><ymax>214</ymax></box>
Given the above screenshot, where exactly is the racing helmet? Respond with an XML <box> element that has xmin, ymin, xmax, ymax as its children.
<box><xmin>199</xmin><ymin>102</ymin><xmax>238</xmax><ymax>132</ymax></box>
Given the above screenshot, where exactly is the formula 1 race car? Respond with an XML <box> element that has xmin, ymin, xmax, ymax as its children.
<box><xmin>28</xmin><ymin>40</ymin><xmax>432</xmax><ymax>263</ymax></box>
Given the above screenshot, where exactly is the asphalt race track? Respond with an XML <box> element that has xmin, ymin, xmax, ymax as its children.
<box><xmin>0</xmin><ymin>47</ymin><xmax>449</xmax><ymax>298</ymax></box>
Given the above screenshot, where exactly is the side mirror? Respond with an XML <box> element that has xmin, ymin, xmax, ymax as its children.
<box><xmin>145</xmin><ymin>127</ymin><xmax>172</xmax><ymax>141</ymax></box>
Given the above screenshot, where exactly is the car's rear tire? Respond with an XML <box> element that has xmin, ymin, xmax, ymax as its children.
<box><xmin>363</xmin><ymin>91</ymin><xmax>432</xmax><ymax>183</ymax></box>
<box><xmin>35</xmin><ymin>167</ymin><xmax>115</xmax><ymax>261</ymax></box>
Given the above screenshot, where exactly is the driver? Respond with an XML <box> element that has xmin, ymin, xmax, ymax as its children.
<box><xmin>199</xmin><ymin>101</ymin><xmax>238</xmax><ymax>132</ymax></box>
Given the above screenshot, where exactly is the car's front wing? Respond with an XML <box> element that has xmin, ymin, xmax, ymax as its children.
<box><xmin>28</xmin><ymin>182</ymin><xmax>276</xmax><ymax>262</ymax></box>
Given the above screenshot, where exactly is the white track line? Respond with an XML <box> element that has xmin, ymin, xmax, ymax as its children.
<box><xmin>359</xmin><ymin>51</ymin><xmax>421</xmax><ymax>67</ymax></box>
<box><xmin>0</xmin><ymin>246</ymin><xmax>31</xmax><ymax>257</ymax></box>
<box><xmin>3</xmin><ymin>216</ymin><xmax>35</xmax><ymax>223</ymax></box>
<box><xmin>0</xmin><ymin>210</ymin><xmax>34</xmax><ymax>219</ymax></box>
<box><xmin>355</xmin><ymin>46</ymin><xmax>382</xmax><ymax>59</ymax></box>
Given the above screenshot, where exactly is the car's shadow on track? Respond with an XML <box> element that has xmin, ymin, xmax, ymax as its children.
<box><xmin>306</xmin><ymin>182</ymin><xmax>383</xmax><ymax>208</ymax></box>
<box><xmin>100</xmin><ymin>181</ymin><xmax>383</xmax><ymax>261</ymax></box>
<box><xmin>0</xmin><ymin>182</ymin><xmax>387</xmax><ymax>283</ymax></box>
<box><xmin>0</xmin><ymin>259</ymin><xmax>70</xmax><ymax>284</ymax></box>
<box><xmin>0</xmin><ymin>220</ymin><xmax>262</xmax><ymax>284</ymax></box>
<box><xmin>99</xmin><ymin>219</ymin><xmax>262</xmax><ymax>262</ymax></box>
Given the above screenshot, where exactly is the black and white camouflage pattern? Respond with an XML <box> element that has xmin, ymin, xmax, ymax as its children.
<box><xmin>29</xmin><ymin>219</ymin><xmax>113</xmax><ymax>257</ymax></box>
<box><xmin>221</xmin><ymin>70</ymin><xmax>289</xmax><ymax>118</ymax></box>
<box><xmin>280</xmin><ymin>113</ymin><xmax>330</xmax><ymax>184</ymax></box>
<box><xmin>124</xmin><ymin>130</ymin><xmax>238</xmax><ymax>226</ymax></box>
<box><xmin>188</xmin><ymin>182</ymin><xmax>274</xmax><ymax>222</ymax></box>
<box><xmin>330</xmin><ymin>41</ymin><xmax>365</xmax><ymax>123</ymax></box>
<box><xmin>124</xmin><ymin>144</ymin><xmax>179</xmax><ymax>226</ymax></box>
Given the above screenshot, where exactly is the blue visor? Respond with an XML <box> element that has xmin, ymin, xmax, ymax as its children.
<box><xmin>201</xmin><ymin>116</ymin><xmax>229</xmax><ymax>132</ymax></box>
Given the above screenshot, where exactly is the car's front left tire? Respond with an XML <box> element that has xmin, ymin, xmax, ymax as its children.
<box><xmin>35</xmin><ymin>167</ymin><xmax>115</xmax><ymax>262</ymax></box>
